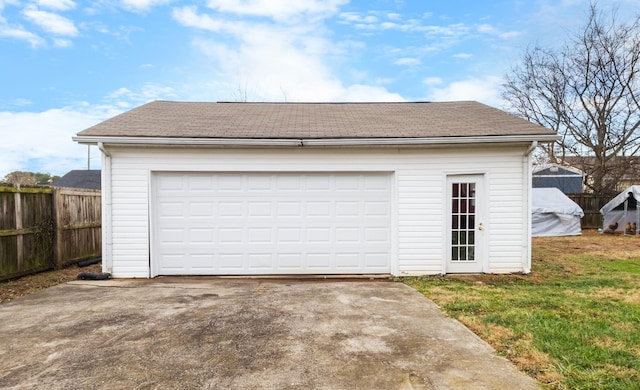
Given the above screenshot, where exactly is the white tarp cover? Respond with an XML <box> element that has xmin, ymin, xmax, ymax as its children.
<box><xmin>532</xmin><ymin>188</ymin><xmax>584</xmax><ymax>236</ymax></box>
<box><xmin>600</xmin><ymin>185</ymin><xmax>640</xmax><ymax>233</ymax></box>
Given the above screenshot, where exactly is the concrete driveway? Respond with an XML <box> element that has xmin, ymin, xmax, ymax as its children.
<box><xmin>0</xmin><ymin>278</ymin><xmax>538</xmax><ymax>389</ymax></box>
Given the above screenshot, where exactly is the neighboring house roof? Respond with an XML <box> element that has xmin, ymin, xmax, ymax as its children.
<box><xmin>533</xmin><ymin>164</ymin><xmax>583</xmax><ymax>176</ymax></box>
<box><xmin>532</xmin><ymin>164</ymin><xmax>584</xmax><ymax>194</ymax></box>
<box><xmin>74</xmin><ymin>101</ymin><xmax>557</xmax><ymax>146</ymax></box>
<box><xmin>52</xmin><ymin>170</ymin><xmax>101</xmax><ymax>190</ymax></box>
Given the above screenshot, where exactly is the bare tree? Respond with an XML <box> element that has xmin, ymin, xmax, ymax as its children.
<box><xmin>503</xmin><ymin>3</ymin><xmax>640</xmax><ymax>195</ymax></box>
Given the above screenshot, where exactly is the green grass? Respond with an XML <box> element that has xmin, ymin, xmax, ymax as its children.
<box><xmin>405</xmin><ymin>233</ymin><xmax>640</xmax><ymax>390</ymax></box>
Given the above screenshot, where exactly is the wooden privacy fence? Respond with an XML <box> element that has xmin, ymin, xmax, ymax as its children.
<box><xmin>0</xmin><ymin>186</ymin><xmax>101</xmax><ymax>281</ymax></box>
<box><xmin>567</xmin><ymin>193</ymin><xmax>614</xmax><ymax>229</ymax></box>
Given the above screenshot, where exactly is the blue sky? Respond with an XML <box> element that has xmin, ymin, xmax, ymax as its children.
<box><xmin>1</xmin><ymin>0</ymin><xmax>638</xmax><ymax>178</ymax></box>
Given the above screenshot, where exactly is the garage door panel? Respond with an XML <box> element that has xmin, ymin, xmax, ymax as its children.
<box><xmin>307</xmin><ymin>253</ymin><xmax>331</xmax><ymax>268</ymax></box>
<box><xmin>157</xmin><ymin>174</ymin><xmax>184</xmax><ymax>191</ymax></box>
<box><xmin>307</xmin><ymin>201</ymin><xmax>331</xmax><ymax>216</ymax></box>
<box><xmin>154</xmin><ymin>172</ymin><xmax>391</xmax><ymax>275</ymax></box>
<box><xmin>277</xmin><ymin>228</ymin><xmax>302</xmax><ymax>242</ymax></box>
<box><xmin>335</xmin><ymin>253</ymin><xmax>360</xmax><ymax>268</ymax></box>
<box><xmin>247</xmin><ymin>253</ymin><xmax>271</xmax><ymax>268</ymax></box>
<box><xmin>219</xmin><ymin>254</ymin><xmax>244</xmax><ymax>270</ymax></box>
<box><xmin>219</xmin><ymin>228</ymin><xmax>243</xmax><ymax>243</ymax></box>
<box><xmin>248</xmin><ymin>227</ymin><xmax>272</xmax><ymax>242</ymax></box>
<box><xmin>279</xmin><ymin>253</ymin><xmax>304</xmax><ymax>268</ymax></box>
<box><xmin>219</xmin><ymin>202</ymin><xmax>243</xmax><ymax>217</ymax></box>
<box><xmin>158</xmin><ymin>228</ymin><xmax>184</xmax><ymax>243</ymax></box>
<box><xmin>158</xmin><ymin>202</ymin><xmax>184</xmax><ymax>217</ymax></box>
<box><xmin>189</xmin><ymin>254</ymin><xmax>215</xmax><ymax>269</ymax></box>
<box><xmin>189</xmin><ymin>228</ymin><xmax>214</xmax><ymax>243</ymax></box>
<box><xmin>188</xmin><ymin>202</ymin><xmax>213</xmax><ymax>217</ymax></box>
<box><xmin>306</xmin><ymin>175</ymin><xmax>331</xmax><ymax>190</ymax></box>
<box><xmin>218</xmin><ymin>176</ymin><xmax>244</xmax><ymax>191</ymax></box>
<box><xmin>248</xmin><ymin>201</ymin><xmax>272</xmax><ymax>216</ymax></box>
<box><xmin>365</xmin><ymin>227</ymin><xmax>390</xmax><ymax>242</ymax></box>
<box><xmin>336</xmin><ymin>228</ymin><xmax>359</xmax><ymax>243</ymax></box>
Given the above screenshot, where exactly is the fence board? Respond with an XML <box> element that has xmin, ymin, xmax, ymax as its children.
<box><xmin>0</xmin><ymin>192</ymin><xmax>15</xmax><ymax>230</ymax></box>
<box><xmin>0</xmin><ymin>186</ymin><xmax>101</xmax><ymax>281</ymax></box>
<box><xmin>54</xmin><ymin>188</ymin><xmax>102</xmax><ymax>268</ymax></box>
<box><xmin>0</xmin><ymin>236</ymin><xmax>18</xmax><ymax>276</ymax></box>
<box><xmin>0</xmin><ymin>187</ymin><xmax>54</xmax><ymax>281</ymax></box>
<box><xmin>567</xmin><ymin>193</ymin><xmax>614</xmax><ymax>229</ymax></box>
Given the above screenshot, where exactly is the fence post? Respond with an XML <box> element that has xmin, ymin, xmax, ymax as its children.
<box><xmin>52</xmin><ymin>188</ymin><xmax>63</xmax><ymax>269</ymax></box>
<box><xmin>14</xmin><ymin>191</ymin><xmax>23</xmax><ymax>270</ymax></box>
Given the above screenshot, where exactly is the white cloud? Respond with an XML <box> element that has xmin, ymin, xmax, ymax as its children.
<box><xmin>394</xmin><ymin>57</ymin><xmax>420</xmax><ymax>66</ymax></box>
<box><xmin>453</xmin><ymin>52</ymin><xmax>472</xmax><ymax>59</ymax></box>
<box><xmin>0</xmin><ymin>79</ymin><xmax>181</xmax><ymax>178</ymax></box>
<box><xmin>0</xmin><ymin>75</ymin><xmax>187</xmax><ymax>178</ymax></box>
<box><xmin>0</xmin><ymin>0</ymin><xmax>19</xmax><ymax>12</ymax></box>
<box><xmin>338</xmin><ymin>10</ymin><xmax>441</xmax><ymax>34</ymax></box>
<box><xmin>380</xmin><ymin>21</ymin><xmax>397</xmax><ymax>30</ymax></box>
<box><xmin>498</xmin><ymin>31</ymin><xmax>520</xmax><ymax>39</ymax></box>
<box><xmin>476</xmin><ymin>23</ymin><xmax>520</xmax><ymax>40</ymax></box>
<box><xmin>174</xmin><ymin>6</ymin><xmax>403</xmax><ymax>102</ymax></box>
<box><xmin>425</xmin><ymin>76</ymin><xmax>504</xmax><ymax>107</ymax></box>
<box><xmin>0</xmin><ymin>24</ymin><xmax>44</xmax><ymax>46</ymax></box>
<box><xmin>0</xmin><ymin>104</ymin><xmax>120</xmax><ymax>178</ymax></box>
<box><xmin>476</xmin><ymin>23</ymin><xmax>496</xmax><ymax>34</ymax></box>
<box><xmin>10</xmin><ymin>98</ymin><xmax>33</xmax><ymax>106</ymax></box>
<box><xmin>205</xmin><ymin>0</ymin><xmax>348</xmax><ymax>22</ymax></box>
<box><xmin>336</xmin><ymin>85</ymin><xmax>404</xmax><ymax>102</ymax></box>
<box><xmin>53</xmin><ymin>37</ymin><xmax>71</xmax><ymax>47</ymax></box>
<box><xmin>173</xmin><ymin>6</ymin><xmax>230</xmax><ymax>32</ymax></box>
<box><xmin>387</xmin><ymin>12</ymin><xmax>401</xmax><ymax>20</ymax></box>
<box><xmin>22</xmin><ymin>6</ymin><xmax>78</xmax><ymax>36</ymax></box>
<box><xmin>35</xmin><ymin>0</ymin><xmax>76</xmax><ymax>11</ymax></box>
<box><xmin>339</xmin><ymin>12</ymin><xmax>377</xmax><ymax>23</ymax></box>
<box><xmin>105</xmin><ymin>83</ymin><xmax>178</xmax><ymax>108</ymax></box>
<box><xmin>423</xmin><ymin>23</ymin><xmax>469</xmax><ymax>36</ymax></box>
<box><xmin>120</xmin><ymin>0</ymin><xmax>172</xmax><ymax>12</ymax></box>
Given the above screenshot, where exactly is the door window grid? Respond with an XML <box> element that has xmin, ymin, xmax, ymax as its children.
<box><xmin>451</xmin><ymin>182</ymin><xmax>476</xmax><ymax>261</ymax></box>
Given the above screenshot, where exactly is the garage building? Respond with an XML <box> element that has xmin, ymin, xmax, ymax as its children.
<box><xmin>73</xmin><ymin>101</ymin><xmax>557</xmax><ymax>277</ymax></box>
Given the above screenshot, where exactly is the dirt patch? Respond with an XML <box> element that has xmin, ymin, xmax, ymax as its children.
<box><xmin>0</xmin><ymin>263</ymin><xmax>102</xmax><ymax>304</ymax></box>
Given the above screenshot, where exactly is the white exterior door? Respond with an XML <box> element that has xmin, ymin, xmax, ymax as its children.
<box><xmin>151</xmin><ymin>172</ymin><xmax>391</xmax><ymax>275</ymax></box>
<box><xmin>446</xmin><ymin>175</ymin><xmax>485</xmax><ymax>273</ymax></box>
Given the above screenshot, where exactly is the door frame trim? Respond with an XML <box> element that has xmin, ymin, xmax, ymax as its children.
<box><xmin>442</xmin><ymin>172</ymin><xmax>488</xmax><ymax>274</ymax></box>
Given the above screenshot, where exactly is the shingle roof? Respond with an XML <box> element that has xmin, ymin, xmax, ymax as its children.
<box><xmin>76</xmin><ymin>100</ymin><xmax>555</xmax><ymax>139</ymax></box>
<box><xmin>52</xmin><ymin>170</ymin><xmax>101</xmax><ymax>190</ymax></box>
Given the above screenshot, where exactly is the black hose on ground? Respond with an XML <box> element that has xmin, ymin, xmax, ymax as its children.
<box><xmin>76</xmin><ymin>272</ymin><xmax>111</xmax><ymax>280</ymax></box>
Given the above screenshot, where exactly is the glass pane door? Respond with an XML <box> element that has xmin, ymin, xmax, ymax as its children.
<box><xmin>447</xmin><ymin>175</ymin><xmax>483</xmax><ymax>273</ymax></box>
<box><xmin>451</xmin><ymin>182</ymin><xmax>475</xmax><ymax>262</ymax></box>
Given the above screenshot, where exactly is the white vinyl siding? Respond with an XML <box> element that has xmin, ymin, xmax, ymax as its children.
<box><xmin>103</xmin><ymin>145</ymin><xmax>530</xmax><ymax>278</ymax></box>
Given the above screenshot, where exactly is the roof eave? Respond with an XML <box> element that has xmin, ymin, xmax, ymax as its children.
<box><xmin>73</xmin><ymin>134</ymin><xmax>559</xmax><ymax>147</ymax></box>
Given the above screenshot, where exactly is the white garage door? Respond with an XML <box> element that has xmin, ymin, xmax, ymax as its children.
<box><xmin>152</xmin><ymin>172</ymin><xmax>391</xmax><ymax>275</ymax></box>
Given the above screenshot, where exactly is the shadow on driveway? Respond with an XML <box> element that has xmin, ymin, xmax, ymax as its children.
<box><xmin>0</xmin><ymin>278</ymin><xmax>538</xmax><ymax>389</ymax></box>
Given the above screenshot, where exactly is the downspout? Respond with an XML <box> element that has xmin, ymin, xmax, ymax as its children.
<box><xmin>98</xmin><ymin>142</ymin><xmax>113</xmax><ymax>275</ymax></box>
<box><xmin>522</xmin><ymin>141</ymin><xmax>538</xmax><ymax>274</ymax></box>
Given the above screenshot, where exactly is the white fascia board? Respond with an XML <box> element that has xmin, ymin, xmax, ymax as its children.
<box><xmin>73</xmin><ymin>134</ymin><xmax>559</xmax><ymax>147</ymax></box>
<box><xmin>303</xmin><ymin>134</ymin><xmax>558</xmax><ymax>146</ymax></box>
<box><xmin>73</xmin><ymin>136</ymin><xmax>301</xmax><ymax>146</ymax></box>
